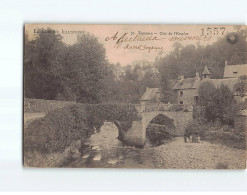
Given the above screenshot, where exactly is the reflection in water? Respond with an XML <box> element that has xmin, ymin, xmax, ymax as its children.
<box><xmin>68</xmin><ymin>122</ymin><xmax>159</xmax><ymax>168</ymax></box>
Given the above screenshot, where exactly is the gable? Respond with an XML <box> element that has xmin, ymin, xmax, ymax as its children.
<box><xmin>224</xmin><ymin>64</ymin><xmax>247</xmax><ymax>78</ymax></box>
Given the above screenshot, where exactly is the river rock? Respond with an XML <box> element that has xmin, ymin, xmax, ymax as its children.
<box><xmin>108</xmin><ymin>159</ymin><xmax>118</xmax><ymax>164</ymax></box>
<box><xmin>93</xmin><ymin>154</ymin><xmax>102</xmax><ymax>161</ymax></box>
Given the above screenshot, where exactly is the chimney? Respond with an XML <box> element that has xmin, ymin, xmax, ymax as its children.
<box><xmin>195</xmin><ymin>72</ymin><xmax>200</xmax><ymax>80</ymax></box>
<box><xmin>225</xmin><ymin>60</ymin><xmax>228</xmax><ymax>66</ymax></box>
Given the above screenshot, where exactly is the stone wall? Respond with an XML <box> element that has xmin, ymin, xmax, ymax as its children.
<box><xmin>176</xmin><ymin>88</ymin><xmax>197</xmax><ymax>106</ymax></box>
<box><xmin>24</xmin><ymin>98</ymin><xmax>76</xmax><ymax>113</ymax></box>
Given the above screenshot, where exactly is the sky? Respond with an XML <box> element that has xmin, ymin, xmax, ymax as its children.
<box><xmin>25</xmin><ymin>24</ymin><xmax>239</xmax><ymax>66</ymax></box>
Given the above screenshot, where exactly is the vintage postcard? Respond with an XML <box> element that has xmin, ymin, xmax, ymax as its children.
<box><xmin>24</xmin><ymin>24</ymin><xmax>246</xmax><ymax>169</ymax></box>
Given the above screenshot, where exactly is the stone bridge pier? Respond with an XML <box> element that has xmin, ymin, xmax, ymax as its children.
<box><xmin>123</xmin><ymin>104</ymin><xmax>193</xmax><ymax>147</ymax></box>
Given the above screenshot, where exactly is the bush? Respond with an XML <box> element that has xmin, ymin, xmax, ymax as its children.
<box><xmin>24</xmin><ymin>103</ymin><xmax>138</xmax><ymax>153</ymax></box>
<box><xmin>146</xmin><ymin>124</ymin><xmax>171</xmax><ymax>146</ymax></box>
<box><xmin>185</xmin><ymin>119</ymin><xmax>246</xmax><ymax>149</ymax></box>
<box><xmin>184</xmin><ymin>119</ymin><xmax>208</xmax><ymax>139</ymax></box>
<box><xmin>198</xmin><ymin>82</ymin><xmax>238</xmax><ymax>126</ymax></box>
<box><xmin>24</xmin><ymin>104</ymin><xmax>92</xmax><ymax>153</ymax></box>
<box><xmin>205</xmin><ymin>124</ymin><xmax>246</xmax><ymax>149</ymax></box>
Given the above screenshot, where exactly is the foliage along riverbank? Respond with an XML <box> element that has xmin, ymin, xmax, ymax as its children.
<box><xmin>24</xmin><ymin>103</ymin><xmax>138</xmax><ymax>167</ymax></box>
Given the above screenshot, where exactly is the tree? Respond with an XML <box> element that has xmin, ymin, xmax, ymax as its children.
<box><xmin>198</xmin><ymin>82</ymin><xmax>237</xmax><ymax>126</ymax></box>
<box><xmin>198</xmin><ymin>82</ymin><xmax>218</xmax><ymax>121</ymax></box>
<box><xmin>230</xmin><ymin>52</ymin><xmax>243</xmax><ymax>65</ymax></box>
<box><xmin>157</xmin><ymin>30</ymin><xmax>247</xmax><ymax>83</ymax></box>
<box><xmin>59</xmin><ymin>34</ymin><xmax>111</xmax><ymax>103</ymax></box>
<box><xmin>160</xmin><ymin>77</ymin><xmax>177</xmax><ymax>103</ymax></box>
<box><xmin>24</xmin><ymin>29</ymin><xmax>64</xmax><ymax>100</ymax></box>
<box><xmin>24</xmin><ymin>30</ymin><xmax>114</xmax><ymax>103</ymax></box>
<box><xmin>215</xmin><ymin>84</ymin><xmax>236</xmax><ymax>126</ymax></box>
<box><xmin>234</xmin><ymin>75</ymin><xmax>247</xmax><ymax>97</ymax></box>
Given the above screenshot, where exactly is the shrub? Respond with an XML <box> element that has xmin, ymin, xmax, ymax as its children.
<box><xmin>24</xmin><ymin>105</ymin><xmax>92</xmax><ymax>153</ymax></box>
<box><xmin>198</xmin><ymin>82</ymin><xmax>238</xmax><ymax>126</ymax></box>
<box><xmin>24</xmin><ymin>103</ymin><xmax>138</xmax><ymax>153</ymax></box>
<box><xmin>184</xmin><ymin>119</ymin><xmax>208</xmax><ymax>139</ymax></box>
<box><xmin>146</xmin><ymin>124</ymin><xmax>171</xmax><ymax>146</ymax></box>
<box><xmin>185</xmin><ymin>119</ymin><xmax>246</xmax><ymax>149</ymax></box>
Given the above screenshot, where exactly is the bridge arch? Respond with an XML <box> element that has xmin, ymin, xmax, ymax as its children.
<box><xmin>143</xmin><ymin>111</ymin><xmax>177</xmax><ymax>130</ymax></box>
<box><xmin>96</xmin><ymin>120</ymin><xmax>132</xmax><ymax>143</ymax></box>
<box><xmin>146</xmin><ymin>114</ymin><xmax>175</xmax><ymax>128</ymax></box>
<box><xmin>145</xmin><ymin>113</ymin><xmax>176</xmax><ymax>134</ymax></box>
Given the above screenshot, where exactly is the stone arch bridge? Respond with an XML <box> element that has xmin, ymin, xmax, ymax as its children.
<box><xmin>122</xmin><ymin>103</ymin><xmax>193</xmax><ymax>147</ymax></box>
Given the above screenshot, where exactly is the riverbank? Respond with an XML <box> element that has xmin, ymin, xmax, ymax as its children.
<box><xmin>150</xmin><ymin>137</ymin><xmax>246</xmax><ymax>169</ymax></box>
<box><xmin>67</xmin><ymin>123</ymin><xmax>246</xmax><ymax>169</ymax></box>
<box><xmin>24</xmin><ymin>117</ymin><xmax>246</xmax><ymax>169</ymax></box>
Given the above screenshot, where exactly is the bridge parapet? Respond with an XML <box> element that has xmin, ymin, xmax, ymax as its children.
<box><xmin>143</xmin><ymin>103</ymin><xmax>193</xmax><ymax>113</ymax></box>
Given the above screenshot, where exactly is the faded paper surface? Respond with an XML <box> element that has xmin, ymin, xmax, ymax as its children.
<box><xmin>24</xmin><ymin>24</ymin><xmax>246</xmax><ymax>168</ymax></box>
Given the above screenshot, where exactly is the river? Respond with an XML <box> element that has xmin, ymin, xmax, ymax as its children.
<box><xmin>67</xmin><ymin>122</ymin><xmax>162</xmax><ymax>168</ymax></box>
<box><xmin>65</xmin><ymin>122</ymin><xmax>246</xmax><ymax>169</ymax></box>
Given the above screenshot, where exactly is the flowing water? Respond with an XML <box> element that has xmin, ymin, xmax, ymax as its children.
<box><xmin>68</xmin><ymin>122</ymin><xmax>160</xmax><ymax>168</ymax></box>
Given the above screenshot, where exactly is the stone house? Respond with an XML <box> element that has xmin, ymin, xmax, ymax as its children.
<box><xmin>140</xmin><ymin>62</ymin><xmax>247</xmax><ymax>132</ymax></box>
<box><xmin>140</xmin><ymin>87</ymin><xmax>161</xmax><ymax>112</ymax></box>
<box><xmin>223</xmin><ymin>61</ymin><xmax>247</xmax><ymax>78</ymax></box>
<box><xmin>172</xmin><ymin>64</ymin><xmax>246</xmax><ymax>106</ymax></box>
<box><xmin>173</xmin><ymin>72</ymin><xmax>201</xmax><ymax>105</ymax></box>
<box><xmin>141</xmin><ymin>62</ymin><xmax>247</xmax><ymax>106</ymax></box>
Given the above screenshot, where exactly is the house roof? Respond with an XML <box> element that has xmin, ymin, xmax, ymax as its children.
<box><xmin>202</xmin><ymin>66</ymin><xmax>211</xmax><ymax>75</ymax></box>
<box><xmin>173</xmin><ymin>78</ymin><xmax>200</xmax><ymax>90</ymax></box>
<box><xmin>140</xmin><ymin>88</ymin><xmax>161</xmax><ymax>101</ymax></box>
<box><xmin>224</xmin><ymin>64</ymin><xmax>247</xmax><ymax>78</ymax></box>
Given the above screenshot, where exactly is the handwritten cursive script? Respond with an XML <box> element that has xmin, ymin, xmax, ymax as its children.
<box><xmin>105</xmin><ymin>32</ymin><xmax>166</xmax><ymax>48</ymax></box>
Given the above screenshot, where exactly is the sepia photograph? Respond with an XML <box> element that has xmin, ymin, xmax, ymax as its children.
<box><xmin>23</xmin><ymin>24</ymin><xmax>247</xmax><ymax>169</ymax></box>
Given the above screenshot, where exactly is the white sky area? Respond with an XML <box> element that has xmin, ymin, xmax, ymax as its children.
<box><xmin>26</xmin><ymin>24</ymin><xmax>241</xmax><ymax>66</ymax></box>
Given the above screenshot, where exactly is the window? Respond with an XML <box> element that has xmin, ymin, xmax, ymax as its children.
<box><xmin>180</xmin><ymin>101</ymin><xmax>183</xmax><ymax>105</ymax></box>
<box><xmin>180</xmin><ymin>91</ymin><xmax>183</xmax><ymax>96</ymax></box>
<box><xmin>233</xmin><ymin>71</ymin><xmax>238</xmax><ymax>74</ymax></box>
